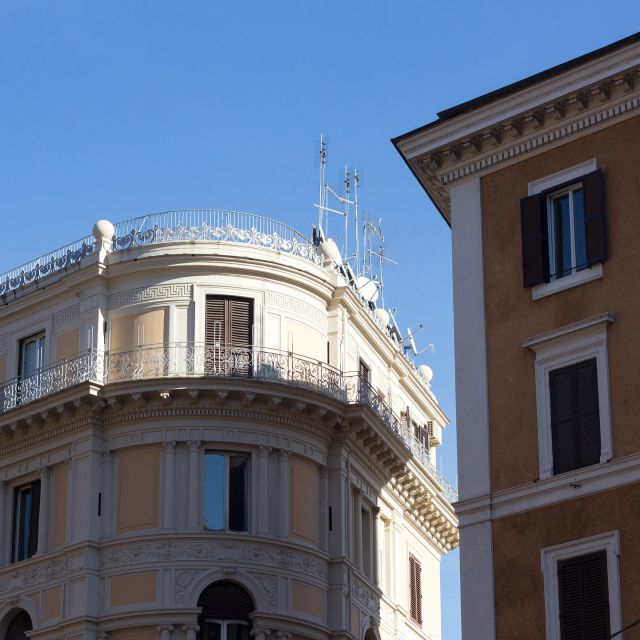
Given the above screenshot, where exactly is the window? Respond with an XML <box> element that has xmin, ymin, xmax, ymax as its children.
<box><xmin>541</xmin><ymin>531</ymin><xmax>621</xmax><ymax>640</ymax></box>
<box><xmin>550</xmin><ymin>359</ymin><xmax>600</xmax><ymax>475</ymax></box>
<box><xmin>409</xmin><ymin>554</ymin><xmax>422</xmax><ymax>625</ymax></box>
<box><xmin>205</xmin><ymin>296</ymin><xmax>253</xmax><ymax>376</ymax></box>
<box><xmin>361</xmin><ymin>507</ymin><xmax>372</xmax><ymax>579</ymax></box>
<box><xmin>524</xmin><ymin>313</ymin><xmax>613</xmax><ymax>480</ymax></box>
<box><xmin>12</xmin><ymin>480</ymin><xmax>40</xmax><ymax>562</ymax></box>
<box><xmin>19</xmin><ymin>333</ymin><xmax>45</xmax><ymax>379</ymax></box>
<box><xmin>201</xmin><ymin>620</ymin><xmax>250</xmax><ymax>640</ymax></box>
<box><xmin>521</xmin><ymin>160</ymin><xmax>605</xmax><ymax>298</ymax></box>
<box><xmin>204</xmin><ymin>452</ymin><xmax>249</xmax><ymax>532</ymax></box>
<box><xmin>197</xmin><ymin>581</ymin><xmax>253</xmax><ymax>640</ymax></box>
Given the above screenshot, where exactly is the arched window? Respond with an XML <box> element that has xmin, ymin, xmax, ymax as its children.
<box><xmin>5</xmin><ymin>611</ymin><xmax>33</xmax><ymax>640</ymax></box>
<box><xmin>197</xmin><ymin>581</ymin><xmax>254</xmax><ymax>640</ymax></box>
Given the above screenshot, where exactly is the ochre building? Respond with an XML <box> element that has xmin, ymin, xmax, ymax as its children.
<box><xmin>395</xmin><ymin>32</ymin><xmax>640</xmax><ymax>640</ymax></box>
<box><xmin>0</xmin><ymin>211</ymin><xmax>457</xmax><ymax>640</ymax></box>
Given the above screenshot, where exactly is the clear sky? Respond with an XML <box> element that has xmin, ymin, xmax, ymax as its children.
<box><xmin>1</xmin><ymin>3</ymin><xmax>639</xmax><ymax>638</ymax></box>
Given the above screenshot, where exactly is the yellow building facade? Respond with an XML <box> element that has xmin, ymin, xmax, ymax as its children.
<box><xmin>0</xmin><ymin>212</ymin><xmax>457</xmax><ymax>640</ymax></box>
<box><xmin>395</xmin><ymin>32</ymin><xmax>640</xmax><ymax>640</ymax></box>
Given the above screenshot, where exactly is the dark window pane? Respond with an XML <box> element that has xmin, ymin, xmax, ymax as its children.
<box><xmin>573</xmin><ymin>189</ymin><xmax>587</xmax><ymax>270</ymax></box>
<box><xmin>227</xmin><ymin>623</ymin><xmax>250</xmax><ymax>640</ymax></box>
<box><xmin>204</xmin><ymin>621</ymin><xmax>222</xmax><ymax>640</ymax></box>
<box><xmin>18</xmin><ymin>488</ymin><xmax>31</xmax><ymax>561</ymax></box>
<box><xmin>552</xmin><ymin>193</ymin><xmax>572</xmax><ymax>277</ymax></box>
<box><xmin>229</xmin><ymin>455</ymin><xmax>248</xmax><ymax>532</ymax></box>
<box><xmin>204</xmin><ymin>454</ymin><xmax>225</xmax><ymax>530</ymax></box>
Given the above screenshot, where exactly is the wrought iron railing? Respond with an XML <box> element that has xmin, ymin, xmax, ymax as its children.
<box><xmin>111</xmin><ymin>210</ymin><xmax>321</xmax><ymax>264</ymax></box>
<box><xmin>0</xmin><ymin>211</ymin><xmax>321</xmax><ymax>297</ymax></box>
<box><xmin>0</xmin><ymin>343</ymin><xmax>456</xmax><ymax>501</ymax></box>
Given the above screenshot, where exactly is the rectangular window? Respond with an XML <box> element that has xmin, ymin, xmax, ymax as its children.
<box><xmin>12</xmin><ymin>480</ymin><xmax>41</xmax><ymax>562</ymax></box>
<box><xmin>409</xmin><ymin>554</ymin><xmax>422</xmax><ymax>625</ymax></box>
<box><xmin>205</xmin><ymin>296</ymin><xmax>253</xmax><ymax>376</ymax></box>
<box><xmin>361</xmin><ymin>507</ymin><xmax>372</xmax><ymax>579</ymax></box>
<box><xmin>549</xmin><ymin>358</ymin><xmax>600</xmax><ymax>474</ymax></box>
<box><xmin>19</xmin><ymin>333</ymin><xmax>45</xmax><ymax>379</ymax></box>
<box><xmin>521</xmin><ymin>167</ymin><xmax>605</xmax><ymax>289</ymax></box>
<box><xmin>204</xmin><ymin>452</ymin><xmax>249</xmax><ymax>532</ymax></box>
<box><xmin>557</xmin><ymin>551</ymin><xmax>610</xmax><ymax>640</ymax></box>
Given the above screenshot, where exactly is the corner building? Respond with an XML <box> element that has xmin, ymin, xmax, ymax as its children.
<box><xmin>0</xmin><ymin>212</ymin><xmax>458</xmax><ymax>640</ymax></box>
<box><xmin>395</xmin><ymin>32</ymin><xmax>640</xmax><ymax>640</ymax></box>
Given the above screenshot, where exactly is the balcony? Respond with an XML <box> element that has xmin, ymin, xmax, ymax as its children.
<box><xmin>0</xmin><ymin>343</ymin><xmax>457</xmax><ymax>502</ymax></box>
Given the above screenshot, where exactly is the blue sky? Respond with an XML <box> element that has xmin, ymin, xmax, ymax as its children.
<box><xmin>1</xmin><ymin>3</ymin><xmax>639</xmax><ymax>638</ymax></box>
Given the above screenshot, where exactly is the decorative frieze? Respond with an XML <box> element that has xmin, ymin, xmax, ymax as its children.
<box><xmin>265</xmin><ymin>291</ymin><xmax>324</xmax><ymax>326</ymax></box>
<box><xmin>109</xmin><ymin>283</ymin><xmax>192</xmax><ymax>308</ymax></box>
<box><xmin>52</xmin><ymin>304</ymin><xmax>80</xmax><ymax>327</ymax></box>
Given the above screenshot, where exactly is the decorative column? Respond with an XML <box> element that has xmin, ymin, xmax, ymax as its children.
<box><xmin>319</xmin><ymin>466</ymin><xmax>328</xmax><ymax>552</ymax></box>
<box><xmin>37</xmin><ymin>466</ymin><xmax>51</xmax><ymax>555</ymax></box>
<box><xmin>277</xmin><ymin>449</ymin><xmax>290</xmax><ymax>538</ymax></box>
<box><xmin>187</xmin><ymin>441</ymin><xmax>201</xmax><ymax>529</ymax></box>
<box><xmin>183</xmin><ymin>625</ymin><xmax>199</xmax><ymax>640</ymax></box>
<box><xmin>250</xmin><ymin>628</ymin><xmax>271</xmax><ymax>640</ymax></box>
<box><xmin>257</xmin><ymin>446</ymin><xmax>271</xmax><ymax>535</ymax></box>
<box><xmin>163</xmin><ymin>442</ymin><xmax>177</xmax><ymax>530</ymax></box>
<box><xmin>373</xmin><ymin>507</ymin><xmax>381</xmax><ymax>587</ymax></box>
<box><xmin>157</xmin><ymin>624</ymin><xmax>174</xmax><ymax>640</ymax></box>
<box><xmin>353</xmin><ymin>488</ymin><xmax>363</xmax><ymax>569</ymax></box>
<box><xmin>0</xmin><ymin>481</ymin><xmax>6</xmax><ymax>565</ymax></box>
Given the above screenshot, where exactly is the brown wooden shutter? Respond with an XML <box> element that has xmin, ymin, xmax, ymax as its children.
<box><xmin>558</xmin><ymin>551</ymin><xmax>609</xmax><ymax>640</ymax></box>
<box><xmin>550</xmin><ymin>359</ymin><xmax>600</xmax><ymax>475</ymax></box>
<box><xmin>582</xmin><ymin>169</ymin><xmax>607</xmax><ymax>267</ymax></box>
<box><xmin>28</xmin><ymin>479</ymin><xmax>41</xmax><ymax>558</ymax></box>
<box><xmin>205</xmin><ymin>296</ymin><xmax>227</xmax><ymax>345</ymax></box>
<box><xmin>409</xmin><ymin>554</ymin><xmax>422</xmax><ymax>625</ymax></box>
<box><xmin>520</xmin><ymin>193</ymin><xmax>549</xmax><ymax>287</ymax></box>
<box><xmin>229</xmin><ymin>298</ymin><xmax>253</xmax><ymax>348</ymax></box>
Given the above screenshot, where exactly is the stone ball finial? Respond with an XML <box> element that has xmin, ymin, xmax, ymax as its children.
<box><xmin>92</xmin><ymin>219</ymin><xmax>115</xmax><ymax>242</ymax></box>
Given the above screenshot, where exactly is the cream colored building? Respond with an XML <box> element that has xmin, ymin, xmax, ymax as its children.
<box><xmin>0</xmin><ymin>211</ymin><xmax>457</xmax><ymax>640</ymax></box>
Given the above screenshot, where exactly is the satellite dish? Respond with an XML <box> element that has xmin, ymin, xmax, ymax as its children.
<box><xmin>319</xmin><ymin>238</ymin><xmax>342</xmax><ymax>264</ymax></box>
<box><xmin>355</xmin><ymin>276</ymin><xmax>379</xmax><ymax>303</ymax></box>
<box><xmin>407</xmin><ymin>329</ymin><xmax>418</xmax><ymax>356</ymax></box>
<box><xmin>374</xmin><ymin>308</ymin><xmax>390</xmax><ymax>327</ymax></box>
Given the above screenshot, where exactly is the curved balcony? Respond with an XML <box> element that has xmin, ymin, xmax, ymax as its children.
<box><xmin>0</xmin><ymin>343</ymin><xmax>457</xmax><ymax>502</ymax></box>
<box><xmin>0</xmin><ymin>210</ymin><xmax>320</xmax><ymax>297</ymax></box>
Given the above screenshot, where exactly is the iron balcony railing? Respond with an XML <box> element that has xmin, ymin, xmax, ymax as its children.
<box><xmin>0</xmin><ymin>210</ymin><xmax>321</xmax><ymax>297</ymax></box>
<box><xmin>0</xmin><ymin>343</ymin><xmax>457</xmax><ymax>502</ymax></box>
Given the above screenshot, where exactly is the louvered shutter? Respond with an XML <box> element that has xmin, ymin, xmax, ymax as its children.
<box><xmin>550</xmin><ymin>359</ymin><xmax>600</xmax><ymax>475</ymax></box>
<box><xmin>582</xmin><ymin>170</ymin><xmax>607</xmax><ymax>267</ymax></box>
<box><xmin>409</xmin><ymin>555</ymin><xmax>422</xmax><ymax>625</ymax></box>
<box><xmin>229</xmin><ymin>298</ymin><xmax>253</xmax><ymax>348</ymax></box>
<box><xmin>520</xmin><ymin>193</ymin><xmax>550</xmax><ymax>287</ymax></box>
<box><xmin>558</xmin><ymin>551</ymin><xmax>609</xmax><ymax>640</ymax></box>
<box><xmin>28</xmin><ymin>479</ymin><xmax>41</xmax><ymax>558</ymax></box>
<box><xmin>205</xmin><ymin>296</ymin><xmax>226</xmax><ymax>346</ymax></box>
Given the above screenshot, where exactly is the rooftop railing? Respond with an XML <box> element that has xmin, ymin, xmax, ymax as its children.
<box><xmin>0</xmin><ymin>343</ymin><xmax>457</xmax><ymax>503</ymax></box>
<box><xmin>0</xmin><ymin>210</ymin><xmax>321</xmax><ymax>297</ymax></box>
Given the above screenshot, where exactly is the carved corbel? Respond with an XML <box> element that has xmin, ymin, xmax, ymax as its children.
<box><xmin>509</xmin><ymin>118</ymin><xmax>524</xmax><ymax>137</ymax></box>
<box><xmin>551</xmin><ymin>100</ymin><xmax>566</xmax><ymax>120</ymax></box>
<box><xmin>488</xmin><ymin>127</ymin><xmax>503</xmax><ymax>146</ymax></box>
<box><xmin>530</xmin><ymin>109</ymin><xmax>545</xmax><ymax>128</ymax></box>
<box><xmin>130</xmin><ymin>392</ymin><xmax>146</xmax><ymax>406</ymax></box>
<box><xmin>242</xmin><ymin>393</ymin><xmax>256</xmax><ymax>406</ymax></box>
<box><xmin>289</xmin><ymin>401</ymin><xmax>306</xmax><ymax>415</ymax></box>
<box><xmin>448</xmin><ymin>143</ymin><xmax>462</xmax><ymax>160</ymax></box>
<box><xmin>622</xmin><ymin>71</ymin><xmax>636</xmax><ymax>91</ymax></box>
<box><xmin>575</xmin><ymin>90</ymin><xmax>589</xmax><ymax>110</ymax></box>
<box><xmin>215</xmin><ymin>391</ymin><xmax>229</xmax><ymax>405</ymax></box>
<box><xmin>188</xmin><ymin>389</ymin><xmax>200</xmax><ymax>402</ymax></box>
<box><xmin>598</xmin><ymin>80</ymin><xmax>612</xmax><ymax>101</ymax></box>
<box><xmin>267</xmin><ymin>396</ymin><xmax>282</xmax><ymax>409</ymax></box>
<box><xmin>469</xmin><ymin>135</ymin><xmax>483</xmax><ymax>153</ymax></box>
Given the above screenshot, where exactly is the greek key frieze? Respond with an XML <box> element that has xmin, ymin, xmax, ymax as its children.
<box><xmin>109</xmin><ymin>283</ymin><xmax>192</xmax><ymax>308</ymax></box>
<box><xmin>265</xmin><ymin>291</ymin><xmax>324</xmax><ymax>326</ymax></box>
<box><xmin>53</xmin><ymin>304</ymin><xmax>80</xmax><ymax>327</ymax></box>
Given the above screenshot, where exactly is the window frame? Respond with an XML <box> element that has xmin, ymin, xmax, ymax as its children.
<box><xmin>11</xmin><ymin>479</ymin><xmax>40</xmax><ymax>563</ymax></box>
<box><xmin>541</xmin><ymin>531</ymin><xmax>622</xmax><ymax>640</ymax></box>
<box><xmin>408</xmin><ymin>553</ymin><xmax>423</xmax><ymax>626</ymax></box>
<box><xmin>527</xmin><ymin>159</ymin><xmax>604</xmax><ymax>300</ymax></box>
<box><xmin>18</xmin><ymin>332</ymin><xmax>46</xmax><ymax>380</ymax></box>
<box><xmin>524</xmin><ymin>314</ymin><xmax>614</xmax><ymax>480</ymax></box>
<box><xmin>203</xmin><ymin>450</ymin><xmax>250</xmax><ymax>533</ymax></box>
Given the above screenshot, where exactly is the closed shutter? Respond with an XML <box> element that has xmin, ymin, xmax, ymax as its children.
<box><xmin>409</xmin><ymin>554</ymin><xmax>422</xmax><ymax>625</ymax></box>
<box><xmin>205</xmin><ymin>296</ymin><xmax>253</xmax><ymax>376</ymax></box>
<box><xmin>582</xmin><ymin>169</ymin><xmax>607</xmax><ymax>267</ymax></box>
<box><xmin>28</xmin><ymin>479</ymin><xmax>41</xmax><ymax>558</ymax></box>
<box><xmin>557</xmin><ymin>551</ymin><xmax>610</xmax><ymax>640</ymax></box>
<box><xmin>550</xmin><ymin>359</ymin><xmax>600</xmax><ymax>475</ymax></box>
<box><xmin>520</xmin><ymin>193</ymin><xmax>549</xmax><ymax>287</ymax></box>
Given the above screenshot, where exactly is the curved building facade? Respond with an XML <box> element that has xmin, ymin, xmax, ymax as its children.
<box><xmin>0</xmin><ymin>211</ymin><xmax>457</xmax><ymax>640</ymax></box>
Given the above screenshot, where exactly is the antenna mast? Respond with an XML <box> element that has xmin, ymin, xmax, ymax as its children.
<box><xmin>317</xmin><ymin>134</ymin><xmax>327</xmax><ymax>231</ymax></box>
<box><xmin>353</xmin><ymin>168</ymin><xmax>360</xmax><ymax>274</ymax></box>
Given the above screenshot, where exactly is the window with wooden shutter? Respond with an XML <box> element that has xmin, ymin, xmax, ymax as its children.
<box><xmin>205</xmin><ymin>296</ymin><xmax>253</xmax><ymax>376</ymax></box>
<box><xmin>521</xmin><ymin>169</ymin><xmax>606</xmax><ymax>289</ymax></box>
<box><xmin>550</xmin><ymin>359</ymin><xmax>600</xmax><ymax>475</ymax></box>
<box><xmin>557</xmin><ymin>550</ymin><xmax>610</xmax><ymax>640</ymax></box>
<box><xmin>409</xmin><ymin>554</ymin><xmax>422</xmax><ymax>625</ymax></box>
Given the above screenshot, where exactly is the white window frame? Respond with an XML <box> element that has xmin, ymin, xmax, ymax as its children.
<box><xmin>528</xmin><ymin>158</ymin><xmax>603</xmax><ymax>300</ymax></box>
<box><xmin>523</xmin><ymin>314</ymin><xmax>614</xmax><ymax>480</ymax></box>
<box><xmin>541</xmin><ymin>530</ymin><xmax>622</xmax><ymax>640</ymax></box>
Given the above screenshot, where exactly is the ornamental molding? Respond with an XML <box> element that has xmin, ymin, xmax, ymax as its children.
<box><xmin>100</xmin><ymin>540</ymin><xmax>328</xmax><ymax>582</ymax></box>
<box><xmin>52</xmin><ymin>304</ymin><xmax>80</xmax><ymax>327</ymax></box>
<box><xmin>108</xmin><ymin>283</ymin><xmax>192</xmax><ymax>309</ymax></box>
<box><xmin>407</xmin><ymin>67</ymin><xmax>640</xmax><ymax>217</ymax></box>
<box><xmin>265</xmin><ymin>291</ymin><xmax>325</xmax><ymax>327</ymax></box>
<box><xmin>0</xmin><ymin>550</ymin><xmax>87</xmax><ymax>594</ymax></box>
<box><xmin>353</xmin><ymin>576</ymin><xmax>380</xmax><ymax>614</ymax></box>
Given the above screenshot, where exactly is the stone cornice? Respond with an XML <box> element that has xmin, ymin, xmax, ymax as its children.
<box><xmin>397</xmin><ymin>56</ymin><xmax>640</xmax><ymax>222</ymax></box>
